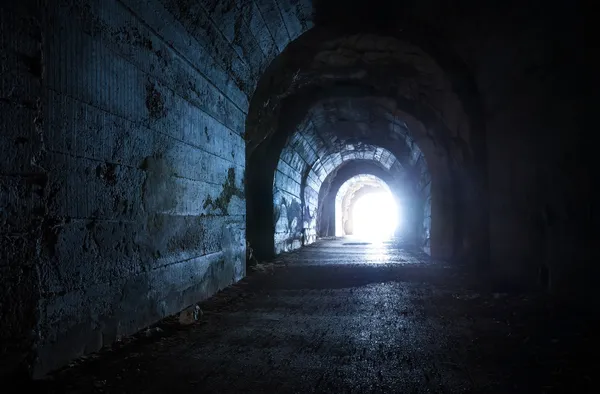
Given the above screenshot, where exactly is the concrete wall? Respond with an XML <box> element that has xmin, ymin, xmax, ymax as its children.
<box><xmin>273</xmin><ymin>141</ymin><xmax>306</xmax><ymax>253</ymax></box>
<box><xmin>416</xmin><ymin>156</ymin><xmax>432</xmax><ymax>254</ymax></box>
<box><xmin>38</xmin><ymin>0</ymin><xmax>250</xmax><ymax>376</ymax></box>
<box><xmin>0</xmin><ymin>2</ymin><xmax>46</xmax><ymax>377</ymax></box>
<box><xmin>421</xmin><ymin>181</ymin><xmax>432</xmax><ymax>254</ymax></box>
<box><xmin>1</xmin><ymin>0</ymin><xmax>314</xmax><ymax>377</ymax></box>
<box><xmin>273</xmin><ymin>128</ymin><xmax>322</xmax><ymax>253</ymax></box>
<box><xmin>0</xmin><ymin>0</ymin><xmax>310</xmax><ymax>378</ymax></box>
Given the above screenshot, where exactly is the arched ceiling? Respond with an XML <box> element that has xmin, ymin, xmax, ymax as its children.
<box><xmin>162</xmin><ymin>0</ymin><xmax>485</xmax><ymax>177</ymax></box>
<box><xmin>306</xmin><ymin>144</ymin><xmax>401</xmax><ymax>198</ymax></box>
<box><xmin>299</xmin><ymin>96</ymin><xmax>427</xmax><ymax>171</ymax></box>
<box><xmin>280</xmin><ymin>94</ymin><xmax>430</xmax><ymax>199</ymax></box>
<box><xmin>318</xmin><ymin>160</ymin><xmax>400</xmax><ymax>203</ymax></box>
<box><xmin>246</xmin><ymin>29</ymin><xmax>478</xmax><ymax>184</ymax></box>
<box><xmin>278</xmin><ymin>126</ymin><xmax>403</xmax><ymax>201</ymax></box>
<box><xmin>179</xmin><ymin>0</ymin><xmax>484</xmax><ymax>111</ymax></box>
<box><xmin>317</xmin><ymin>145</ymin><xmax>399</xmax><ymax>177</ymax></box>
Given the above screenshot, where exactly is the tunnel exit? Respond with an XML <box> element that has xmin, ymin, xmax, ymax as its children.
<box><xmin>334</xmin><ymin>174</ymin><xmax>402</xmax><ymax>240</ymax></box>
<box><xmin>352</xmin><ymin>191</ymin><xmax>399</xmax><ymax>240</ymax></box>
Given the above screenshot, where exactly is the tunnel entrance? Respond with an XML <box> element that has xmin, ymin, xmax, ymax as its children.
<box><xmin>335</xmin><ymin>174</ymin><xmax>399</xmax><ymax>241</ymax></box>
<box><xmin>352</xmin><ymin>192</ymin><xmax>398</xmax><ymax>240</ymax></box>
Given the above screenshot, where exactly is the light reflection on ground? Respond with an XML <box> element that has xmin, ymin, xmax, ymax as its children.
<box><xmin>286</xmin><ymin>237</ymin><xmax>426</xmax><ymax>266</ymax></box>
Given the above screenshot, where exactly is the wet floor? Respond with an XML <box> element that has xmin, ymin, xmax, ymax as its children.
<box><xmin>32</xmin><ymin>239</ymin><xmax>594</xmax><ymax>393</ymax></box>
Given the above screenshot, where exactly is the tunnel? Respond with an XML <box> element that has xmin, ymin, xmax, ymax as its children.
<box><xmin>0</xmin><ymin>0</ymin><xmax>592</xmax><ymax>391</ymax></box>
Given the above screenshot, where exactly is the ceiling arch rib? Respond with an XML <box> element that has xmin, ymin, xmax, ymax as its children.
<box><xmin>246</xmin><ymin>30</ymin><xmax>474</xmax><ymax>172</ymax></box>
<box><xmin>299</xmin><ymin>97</ymin><xmax>425</xmax><ymax>169</ymax></box>
<box><xmin>283</xmin><ymin>99</ymin><xmax>427</xmax><ymax>201</ymax></box>
<box><xmin>305</xmin><ymin>144</ymin><xmax>401</xmax><ymax>196</ymax></box>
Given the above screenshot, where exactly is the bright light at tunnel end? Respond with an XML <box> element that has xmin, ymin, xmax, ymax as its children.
<box><xmin>352</xmin><ymin>192</ymin><xmax>400</xmax><ymax>241</ymax></box>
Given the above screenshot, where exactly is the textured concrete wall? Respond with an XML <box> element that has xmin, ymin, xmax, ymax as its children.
<box><xmin>272</xmin><ymin>124</ymin><xmax>324</xmax><ymax>253</ymax></box>
<box><xmin>0</xmin><ymin>2</ymin><xmax>45</xmax><ymax>378</ymax></box>
<box><xmin>14</xmin><ymin>0</ymin><xmax>312</xmax><ymax>377</ymax></box>
<box><xmin>273</xmin><ymin>140</ymin><xmax>307</xmax><ymax>253</ymax></box>
<box><xmin>36</xmin><ymin>0</ymin><xmax>250</xmax><ymax>376</ymax></box>
<box><xmin>1</xmin><ymin>0</ymin><xmax>590</xmax><ymax>381</ymax></box>
<box><xmin>0</xmin><ymin>0</ymin><xmax>319</xmax><ymax>377</ymax></box>
<box><xmin>421</xmin><ymin>181</ymin><xmax>432</xmax><ymax>254</ymax></box>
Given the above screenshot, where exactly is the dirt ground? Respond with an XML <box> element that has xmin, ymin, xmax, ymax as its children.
<box><xmin>26</xmin><ymin>239</ymin><xmax>595</xmax><ymax>393</ymax></box>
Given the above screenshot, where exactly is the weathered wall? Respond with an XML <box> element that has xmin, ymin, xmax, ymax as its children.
<box><xmin>273</xmin><ymin>134</ymin><xmax>310</xmax><ymax>253</ymax></box>
<box><xmin>2</xmin><ymin>0</ymin><xmax>325</xmax><ymax>377</ymax></box>
<box><xmin>273</xmin><ymin>117</ymin><xmax>332</xmax><ymax>253</ymax></box>
<box><xmin>421</xmin><ymin>180</ymin><xmax>432</xmax><ymax>255</ymax></box>
<box><xmin>37</xmin><ymin>0</ymin><xmax>250</xmax><ymax>376</ymax></box>
<box><xmin>0</xmin><ymin>2</ymin><xmax>45</xmax><ymax>379</ymax></box>
<box><xmin>20</xmin><ymin>0</ymin><xmax>314</xmax><ymax>377</ymax></box>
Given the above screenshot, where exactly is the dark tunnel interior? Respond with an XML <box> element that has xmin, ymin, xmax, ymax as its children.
<box><xmin>0</xmin><ymin>0</ymin><xmax>593</xmax><ymax>392</ymax></box>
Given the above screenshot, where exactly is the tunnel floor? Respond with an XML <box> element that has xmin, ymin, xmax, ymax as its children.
<box><xmin>33</xmin><ymin>238</ymin><xmax>593</xmax><ymax>393</ymax></box>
